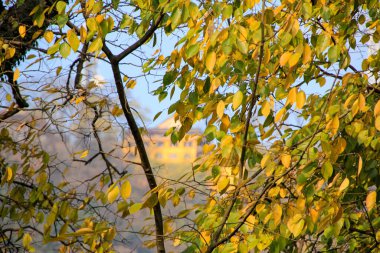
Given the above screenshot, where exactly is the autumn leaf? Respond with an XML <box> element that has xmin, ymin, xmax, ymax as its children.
<box><xmin>206</xmin><ymin>51</ymin><xmax>216</xmax><ymax>72</ymax></box>
<box><xmin>232</xmin><ymin>91</ymin><xmax>243</xmax><ymax>110</ymax></box>
<box><xmin>281</xmin><ymin>153</ymin><xmax>291</xmax><ymax>168</ymax></box>
<box><xmin>366</xmin><ymin>191</ymin><xmax>376</xmax><ymax>211</ymax></box>
<box><xmin>107</xmin><ymin>185</ymin><xmax>120</xmax><ymax>204</ymax></box>
<box><xmin>121</xmin><ymin>180</ymin><xmax>132</xmax><ymax>200</ymax></box>
<box><xmin>273</xmin><ymin>204</ymin><xmax>282</xmax><ymax>227</ymax></box>
<box><xmin>217</xmin><ymin>176</ymin><xmax>230</xmax><ymax>193</ymax></box>
<box><xmin>287</xmin><ymin>214</ymin><xmax>304</xmax><ymax>237</ymax></box>
<box><xmin>19</xmin><ymin>25</ymin><xmax>26</xmax><ymax>38</ymax></box>
<box><xmin>216</xmin><ymin>100</ymin><xmax>225</xmax><ymax>119</ymax></box>
<box><xmin>280</xmin><ymin>52</ymin><xmax>291</xmax><ymax>66</ymax></box>
<box><xmin>261</xmin><ymin>100</ymin><xmax>271</xmax><ymax>117</ymax></box>
<box><xmin>13</xmin><ymin>68</ymin><xmax>20</xmax><ymax>81</ymax></box>
<box><xmin>296</xmin><ymin>90</ymin><xmax>306</xmax><ymax>109</ymax></box>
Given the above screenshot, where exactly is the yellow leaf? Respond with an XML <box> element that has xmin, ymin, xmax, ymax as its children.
<box><xmin>19</xmin><ymin>25</ymin><xmax>26</xmax><ymax>38</ymax></box>
<box><xmin>126</xmin><ymin>79</ymin><xmax>137</xmax><ymax>89</ymax></box>
<box><xmin>366</xmin><ymin>191</ymin><xmax>376</xmax><ymax>211</ymax></box>
<box><xmin>216</xmin><ymin>100</ymin><xmax>225</xmax><ymax>119</ymax></box>
<box><xmin>288</xmin><ymin>53</ymin><xmax>301</xmax><ymax>68</ymax></box>
<box><xmin>281</xmin><ymin>153</ymin><xmax>291</xmax><ymax>168</ymax></box>
<box><xmin>256</xmin><ymin>203</ymin><xmax>266</xmax><ymax>213</ymax></box>
<box><xmin>327</xmin><ymin>115</ymin><xmax>339</xmax><ymax>135</ymax></box>
<box><xmin>13</xmin><ymin>68</ymin><xmax>20</xmax><ymax>81</ymax></box>
<box><xmin>358</xmin><ymin>93</ymin><xmax>366</xmax><ymax>112</ymax></box>
<box><xmin>344</xmin><ymin>95</ymin><xmax>356</xmax><ymax>109</ymax></box>
<box><xmin>87</xmin><ymin>37</ymin><xmax>103</xmax><ymax>53</ymax></box>
<box><xmin>80</xmin><ymin>26</ymin><xmax>87</xmax><ymax>43</ymax></box>
<box><xmin>287</xmin><ymin>87</ymin><xmax>297</xmax><ymax>105</ymax></box>
<box><xmin>22</xmin><ymin>233</ymin><xmax>32</xmax><ymax>248</ymax></box>
<box><xmin>275</xmin><ymin>108</ymin><xmax>286</xmax><ymax>123</ymax></box>
<box><xmin>357</xmin><ymin>155</ymin><xmax>362</xmax><ymax>177</ymax></box>
<box><xmin>205</xmin><ymin>51</ymin><xmax>216</xmax><ymax>72</ymax></box>
<box><xmin>6</xmin><ymin>93</ymin><xmax>12</xmax><ymax>102</ymax></box>
<box><xmin>375</xmin><ymin>116</ymin><xmax>380</xmax><ymax>131</ymax></box>
<box><xmin>67</xmin><ymin>29</ymin><xmax>80</xmax><ymax>52</ymax></box>
<box><xmin>107</xmin><ymin>185</ymin><xmax>120</xmax><ymax>204</ymax></box>
<box><xmin>232</xmin><ymin>90</ymin><xmax>243</xmax><ymax>110</ymax></box>
<box><xmin>80</xmin><ymin>150</ymin><xmax>89</xmax><ymax>158</ymax></box>
<box><xmin>7</xmin><ymin>48</ymin><xmax>16</xmax><ymax>58</ymax></box>
<box><xmin>279</xmin><ymin>52</ymin><xmax>291</xmax><ymax>66</ymax></box>
<box><xmin>129</xmin><ymin>203</ymin><xmax>142</xmax><ymax>214</ymax></box>
<box><xmin>342</xmin><ymin>73</ymin><xmax>353</xmax><ymax>87</ymax></box>
<box><xmin>302</xmin><ymin>44</ymin><xmax>312</xmax><ymax>64</ymax></box>
<box><xmin>261</xmin><ymin>100</ymin><xmax>271</xmax><ymax>117</ymax></box>
<box><xmin>173</xmin><ymin>237</ymin><xmax>181</xmax><ymax>247</ymax></box>
<box><xmin>121</xmin><ymin>180</ymin><xmax>132</xmax><ymax>200</ymax></box>
<box><xmin>351</xmin><ymin>99</ymin><xmax>359</xmax><ymax>117</ymax></box>
<box><xmin>334</xmin><ymin>137</ymin><xmax>346</xmax><ymax>154</ymax></box>
<box><xmin>374</xmin><ymin>100</ymin><xmax>380</xmax><ymax>117</ymax></box>
<box><xmin>217</xmin><ymin>176</ymin><xmax>230</xmax><ymax>193</ymax></box>
<box><xmin>261</xmin><ymin>153</ymin><xmax>271</xmax><ymax>168</ymax></box>
<box><xmin>44</xmin><ymin>31</ymin><xmax>54</xmax><ymax>43</ymax></box>
<box><xmin>6</xmin><ymin>167</ymin><xmax>13</xmax><ymax>182</ymax></box>
<box><xmin>75</xmin><ymin>96</ymin><xmax>85</xmax><ymax>104</ymax></box>
<box><xmin>273</xmin><ymin>204</ymin><xmax>282</xmax><ymax>227</ymax></box>
<box><xmin>287</xmin><ymin>214</ymin><xmax>304</xmax><ymax>237</ymax></box>
<box><xmin>201</xmin><ymin>231</ymin><xmax>211</xmax><ymax>244</ymax></box>
<box><xmin>296</xmin><ymin>90</ymin><xmax>306</xmax><ymax>109</ymax></box>
<box><xmin>74</xmin><ymin>228</ymin><xmax>94</xmax><ymax>235</ymax></box>
<box><xmin>246</xmin><ymin>215</ymin><xmax>257</xmax><ymax>230</ymax></box>
<box><xmin>296</xmin><ymin>198</ymin><xmax>306</xmax><ymax>210</ymax></box>
<box><xmin>309</xmin><ymin>208</ymin><xmax>319</xmax><ymax>223</ymax></box>
<box><xmin>338</xmin><ymin>178</ymin><xmax>349</xmax><ymax>193</ymax></box>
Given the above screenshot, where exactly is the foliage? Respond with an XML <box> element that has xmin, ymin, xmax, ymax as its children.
<box><xmin>1</xmin><ymin>0</ymin><xmax>380</xmax><ymax>252</ymax></box>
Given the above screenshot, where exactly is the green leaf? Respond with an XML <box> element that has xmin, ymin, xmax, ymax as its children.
<box><xmin>302</xmin><ymin>2</ymin><xmax>312</xmax><ymax>19</ymax></box>
<box><xmin>316</xmin><ymin>34</ymin><xmax>330</xmax><ymax>53</ymax></box>
<box><xmin>112</xmin><ymin>0</ymin><xmax>120</xmax><ymax>9</ymax></box>
<box><xmin>328</xmin><ymin>45</ymin><xmax>339</xmax><ymax>63</ymax></box>
<box><xmin>56</xmin><ymin>14</ymin><xmax>68</xmax><ymax>28</ymax></box>
<box><xmin>56</xmin><ymin>1</ymin><xmax>67</xmax><ymax>14</ymax></box>
<box><xmin>171</xmin><ymin>8</ymin><xmax>182</xmax><ymax>29</ymax></box>
<box><xmin>321</xmin><ymin>161</ymin><xmax>333</xmax><ymax>180</ymax></box>
<box><xmin>222</xmin><ymin>5</ymin><xmax>233</xmax><ymax>20</ymax></box>
<box><xmin>129</xmin><ymin>203</ymin><xmax>143</xmax><ymax>214</ymax></box>
<box><xmin>59</xmin><ymin>43</ymin><xmax>71</xmax><ymax>58</ymax></box>
<box><xmin>186</xmin><ymin>44</ymin><xmax>199</xmax><ymax>59</ymax></box>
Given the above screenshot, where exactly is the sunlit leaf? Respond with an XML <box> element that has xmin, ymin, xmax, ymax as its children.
<box><xmin>121</xmin><ymin>180</ymin><xmax>132</xmax><ymax>200</ymax></box>
<box><xmin>216</xmin><ymin>100</ymin><xmax>225</xmax><ymax>119</ymax></box>
<box><xmin>217</xmin><ymin>176</ymin><xmax>230</xmax><ymax>193</ymax></box>
<box><xmin>206</xmin><ymin>51</ymin><xmax>216</xmax><ymax>72</ymax></box>
<box><xmin>296</xmin><ymin>90</ymin><xmax>306</xmax><ymax>109</ymax></box>
<box><xmin>19</xmin><ymin>25</ymin><xmax>26</xmax><ymax>38</ymax></box>
<box><xmin>107</xmin><ymin>185</ymin><xmax>120</xmax><ymax>204</ymax></box>
<box><xmin>13</xmin><ymin>68</ymin><xmax>20</xmax><ymax>81</ymax></box>
<box><xmin>366</xmin><ymin>191</ymin><xmax>376</xmax><ymax>211</ymax></box>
